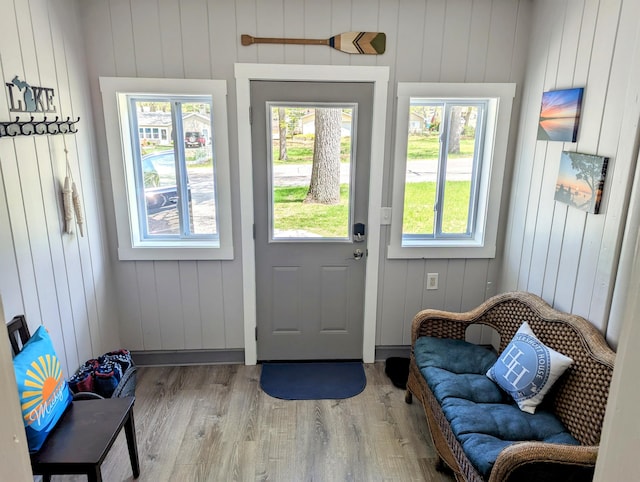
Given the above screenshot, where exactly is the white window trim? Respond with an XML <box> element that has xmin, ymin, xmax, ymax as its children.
<box><xmin>100</xmin><ymin>77</ymin><xmax>233</xmax><ymax>261</ymax></box>
<box><xmin>388</xmin><ymin>82</ymin><xmax>516</xmax><ymax>259</ymax></box>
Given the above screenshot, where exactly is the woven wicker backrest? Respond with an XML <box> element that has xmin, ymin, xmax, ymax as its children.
<box><xmin>471</xmin><ymin>292</ymin><xmax>615</xmax><ymax>446</ymax></box>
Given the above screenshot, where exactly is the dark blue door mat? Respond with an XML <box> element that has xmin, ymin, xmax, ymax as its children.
<box><xmin>260</xmin><ymin>361</ymin><xmax>367</xmax><ymax>400</ymax></box>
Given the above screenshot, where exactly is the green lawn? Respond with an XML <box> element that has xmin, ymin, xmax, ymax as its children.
<box><xmin>141</xmin><ymin>144</ymin><xmax>174</xmax><ymax>156</ymax></box>
<box><xmin>402</xmin><ymin>181</ymin><xmax>471</xmax><ymax>234</ymax></box>
<box><xmin>143</xmin><ymin>133</ymin><xmax>474</xmax><ymax>164</ymax></box>
<box><xmin>273</xmin><ymin>185</ymin><xmax>351</xmax><ymax>237</ymax></box>
<box><xmin>273</xmin><ymin>134</ymin><xmax>475</xmax><ymax>164</ymax></box>
<box><xmin>273</xmin><ymin>181</ymin><xmax>472</xmax><ymax>237</ymax></box>
<box><xmin>273</xmin><ymin>136</ymin><xmax>352</xmax><ymax>164</ymax></box>
<box><xmin>406</xmin><ymin>135</ymin><xmax>475</xmax><ymax>160</ymax></box>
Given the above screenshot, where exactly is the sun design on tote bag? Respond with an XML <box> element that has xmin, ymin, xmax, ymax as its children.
<box><xmin>21</xmin><ymin>354</ymin><xmax>66</xmax><ymax>426</ymax></box>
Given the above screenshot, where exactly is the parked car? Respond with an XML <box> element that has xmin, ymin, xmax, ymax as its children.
<box><xmin>142</xmin><ymin>151</ymin><xmax>190</xmax><ymax>213</ymax></box>
<box><xmin>184</xmin><ymin>131</ymin><xmax>206</xmax><ymax>148</ymax></box>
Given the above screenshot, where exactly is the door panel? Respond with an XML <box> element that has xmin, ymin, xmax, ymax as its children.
<box><xmin>271</xmin><ymin>266</ymin><xmax>301</xmax><ymax>332</ymax></box>
<box><xmin>251</xmin><ymin>81</ymin><xmax>373</xmax><ymax>360</ymax></box>
<box><xmin>320</xmin><ymin>266</ymin><xmax>349</xmax><ymax>331</ymax></box>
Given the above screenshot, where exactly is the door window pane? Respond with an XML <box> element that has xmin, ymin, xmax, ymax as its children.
<box><xmin>268</xmin><ymin>104</ymin><xmax>355</xmax><ymax>241</ymax></box>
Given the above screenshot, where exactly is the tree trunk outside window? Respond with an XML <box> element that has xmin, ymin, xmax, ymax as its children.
<box><xmin>305</xmin><ymin>108</ymin><xmax>342</xmax><ymax>204</ymax></box>
<box><xmin>278</xmin><ymin>107</ymin><xmax>287</xmax><ymax>160</ymax></box>
<box><xmin>448</xmin><ymin>106</ymin><xmax>462</xmax><ymax>154</ymax></box>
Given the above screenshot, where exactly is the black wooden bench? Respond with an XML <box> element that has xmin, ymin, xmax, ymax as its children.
<box><xmin>8</xmin><ymin>315</ymin><xmax>140</xmax><ymax>482</ymax></box>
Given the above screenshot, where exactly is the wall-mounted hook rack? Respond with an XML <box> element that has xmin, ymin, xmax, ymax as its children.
<box><xmin>0</xmin><ymin>115</ymin><xmax>79</xmax><ymax>138</ymax></box>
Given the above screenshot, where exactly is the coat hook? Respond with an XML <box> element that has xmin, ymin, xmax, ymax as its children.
<box><xmin>0</xmin><ymin>115</ymin><xmax>79</xmax><ymax>139</ymax></box>
<box><xmin>22</xmin><ymin>122</ymin><xmax>35</xmax><ymax>135</ymax></box>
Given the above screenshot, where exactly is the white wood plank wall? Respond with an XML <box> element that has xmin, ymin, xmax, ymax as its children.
<box><xmin>78</xmin><ymin>0</ymin><xmax>531</xmax><ymax>352</ymax></box>
<box><xmin>5</xmin><ymin>0</ymin><xmax>635</xmax><ymax>359</ymax></box>
<box><xmin>0</xmin><ymin>0</ymin><xmax>119</xmax><ymax>376</ymax></box>
<box><xmin>500</xmin><ymin>0</ymin><xmax>640</xmax><ymax>346</ymax></box>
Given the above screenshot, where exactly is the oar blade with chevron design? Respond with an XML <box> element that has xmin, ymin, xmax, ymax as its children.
<box><xmin>330</xmin><ymin>32</ymin><xmax>386</xmax><ymax>55</ymax></box>
<box><xmin>241</xmin><ymin>32</ymin><xmax>386</xmax><ymax>55</ymax></box>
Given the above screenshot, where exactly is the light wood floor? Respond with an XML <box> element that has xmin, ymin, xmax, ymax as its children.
<box><xmin>50</xmin><ymin>363</ymin><xmax>455</xmax><ymax>482</ymax></box>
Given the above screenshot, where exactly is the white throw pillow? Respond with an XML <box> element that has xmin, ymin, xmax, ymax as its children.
<box><xmin>486</xmin><ymin>322</ymin><xmax>573</xmax><ymax>414</ymax></box>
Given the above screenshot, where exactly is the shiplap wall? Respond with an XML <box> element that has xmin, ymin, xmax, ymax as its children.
<box><xmin>81</xmin><ymin>0</ymin><xmax>531</xmax><ymax>350</ymax></box>
<box><xmin>0</xmin><ymin>0</ymin><xmax>118</xmax><ymax>376</ymax></box>
<box><xmin>79</xmin><ymin>0</ymin><xmax>531</xmax><ymax>352</ymax></box>
<box><xmin>500</xmin><ymin>0</ymin><xmax>640</xmax><ymax>346</ymax></box>
<box><xmin>377</xmin><ymin>0</ymin><xmax>531</xmax><ymax>347</ymax></box>
<box><xmin>2</xmin><ymin>0</ymin><xmax>635</xmax><ymax>363</ymax></box>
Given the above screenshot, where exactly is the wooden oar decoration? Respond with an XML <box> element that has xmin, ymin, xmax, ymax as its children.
<box><xmin>241</xmin><ymin>32</ymin><xmax>386</xmax><ymax>55</ymax></box>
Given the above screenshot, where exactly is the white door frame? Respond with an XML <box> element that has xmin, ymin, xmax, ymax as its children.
<box><xmin>235</xmin><ymin>63</ymin><xmax>389</xmax><ymax>365</ymax></box>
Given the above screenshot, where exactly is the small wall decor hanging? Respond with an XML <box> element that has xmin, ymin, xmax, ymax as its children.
<box><xmin>62</xmin><ymin>139</ymin><xmax>85</xmax><ymax>236</ymax></box>
<box><xmin>537</xmin><ymin>87</ymin><xmax>584</xmax><ymax>142</ymax></box>
<box><xmin>0</xmin><ymin>76</ymin><xmax>79</xmax><ymax>138</ymax></box>
<box><xmin>555</xmin><ymin>151</ymin><xmax>608</xmax><ymax>214</ymax></box>
<box><xmin>241</xmin><ymin>32</ymin><xmax>386</xmax><ymax>55</ymax></box>
<box><xmin>6</xmin><ymin>75</ymin><xmax>56</xmax><ymax>113</ymax></box>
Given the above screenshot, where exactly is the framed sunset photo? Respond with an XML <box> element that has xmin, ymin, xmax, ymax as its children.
<box><xmin>555</xmin><ymin>151</ymin><xmax>608</xmax><ymax>214</ymax></box>
<box><xmin>537</xmin><ymin>87</ymin><xmax>584</xmax><ymax>142</ymax></box>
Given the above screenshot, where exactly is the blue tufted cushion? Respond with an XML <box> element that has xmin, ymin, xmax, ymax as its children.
<box><xmin>414</xmin><ymin>336</ymin><xmax>580</xmax><ymax>478</ymax></box>
<box><xmin>414</xmin><ymin>336</ymin><xmax>498</xmax><ymax>374</ymax></box>
<box><xmin>445</xmin><ymin>399</ymin><xmax>580</xmax><ymax>477</ymax></box>
<box><xmin>423</xmin><ymin>367</ymin><xmax>508</xmax><ymax>405</ymax></box>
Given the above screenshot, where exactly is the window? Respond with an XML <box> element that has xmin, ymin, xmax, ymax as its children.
<box><xmin>267</xmin><ymin>103</ymin><xmax>356</xmax><ymax>241</ymax></box>
<box><xmin>388</xmin><ymin>83</ymin><xmax>515</xmax><ymax>259</ymax></box>
<box><xmin>100</xmin><ymin>78</ymin><xmax>233</xmax><ymax>260</ymax></box>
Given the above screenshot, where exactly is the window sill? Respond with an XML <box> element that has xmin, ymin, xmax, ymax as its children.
<box><xmin>117</xmin><ymin>244</ymin><xmax>234</xmax><ymax>261</ymax></box>
<box><xmin>386</xmin><ymin>241</ymin><xmax>496</xmax><ymax>259</ymax></box>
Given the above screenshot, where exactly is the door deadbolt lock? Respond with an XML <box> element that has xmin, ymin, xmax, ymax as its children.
<box><xmin>353</xmin><ymin>222</ymin><xmax>366</xmax><ymax>242</ymax></box>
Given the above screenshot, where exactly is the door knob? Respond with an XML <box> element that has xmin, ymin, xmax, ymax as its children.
<box><xmin>353</xmin><ymin>249</ymin><xmax>364</xmax><ymax>260</ymax></box>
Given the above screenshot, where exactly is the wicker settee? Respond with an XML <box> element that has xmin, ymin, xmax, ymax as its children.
<box><xmin>405</xmin><ymin>291</ymin><xmax>615</xmax><ymax>482</ymax></box>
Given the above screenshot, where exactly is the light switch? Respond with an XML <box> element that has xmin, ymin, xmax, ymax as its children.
<box><xmin>380</xmin><ymin>207</ymin><xmax>392</xmax><ymax>225</ymax></box>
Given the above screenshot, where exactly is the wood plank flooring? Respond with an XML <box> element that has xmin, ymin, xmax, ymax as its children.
<box><xmin>50</xmin><ymin>363</ymin><xmax>455</xmax><ymax>482</ymax></box>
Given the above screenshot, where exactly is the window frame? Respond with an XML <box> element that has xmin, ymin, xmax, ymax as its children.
<box><xmin>100</xmin><ymin>77</ymin><xmax>233</xmax><ymax>261</ymax></box>
<box><xmin>265</xmin><ymin>101</ymin><xmax>359</xmax><ymax>243</ymax></box>
<box><xmin>127</xmin><ymin>94</ymin><xmax>217</xmax><ymax>242</ymax></box>
<box><xmin>388</xmin><ymin>82</ymin><xmax>516</xmax><ymax>259</ymax></box>
<box><xmin>404</xmin><ymin>98</ymin><xmax>488</xmax><ymax>241</ymax></box>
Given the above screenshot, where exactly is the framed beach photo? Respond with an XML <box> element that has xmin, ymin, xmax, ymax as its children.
<box><xmin>555</xmin><ymin>151</ymin><xmax>608</xmax><ymax>214</ymax></box>
<box><xmin>537</xmin><ymin>88</ymin><xmax>584</xmax><ymax>142</ymax></box>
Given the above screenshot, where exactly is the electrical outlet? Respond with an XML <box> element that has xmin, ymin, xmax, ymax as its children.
<box><xmin>426</xmin><ymin>273</ymin><xmax>439</xmax><ymax>290</ymax></box>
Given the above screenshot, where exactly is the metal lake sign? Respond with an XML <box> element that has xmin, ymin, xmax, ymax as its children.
<box><xmin>5</xmin><ymin>76</ymin><xmax>56</xmax><ymax>113</ymax></box>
